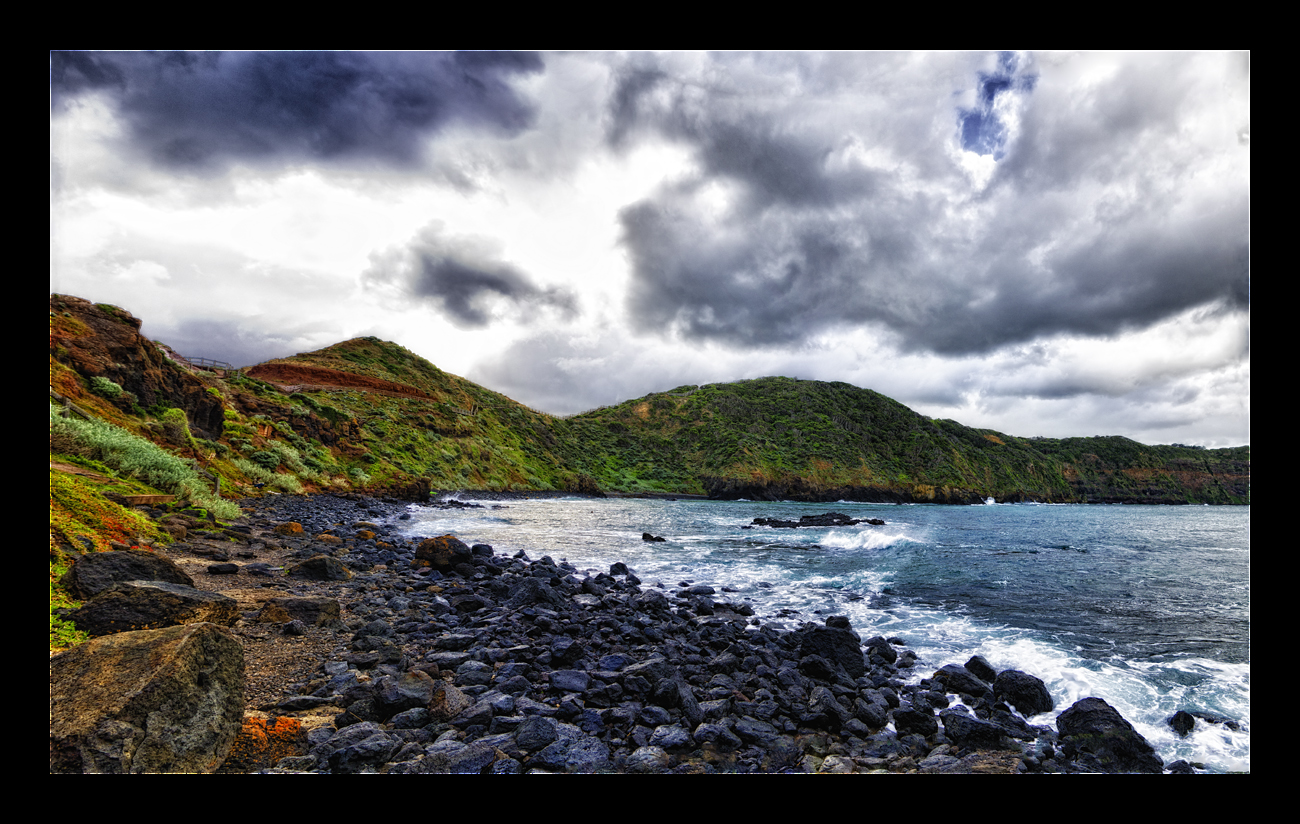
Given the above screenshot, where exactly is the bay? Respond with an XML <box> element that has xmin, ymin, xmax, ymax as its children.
<box><xmin>397</xmin><ymin>497</ymin><xmax>1249</xmax><ymax>773</ymax></box>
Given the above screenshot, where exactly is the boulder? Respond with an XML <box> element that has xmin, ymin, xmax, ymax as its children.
<box><xmin>964</xmin><ymin>655</ymin><xmax>997</xmax><ymax>683</ymax></box>
<box><xmin>285</xmin><ymin>555</ymin><xmax>352</xmax><ymax>581</ymax></box>
<box><xmin>891</xmin><ymin>707</ymin><xmax>938</xmax><ymax>737</ymax></box>
<box><xmin>67</xmin><ymin>580</ymin><xmax>239</xmax><ymax>636</ymax></box>
<box><xmin>864</xmin><ymin>635</ymin><xmax>898</xmax><ymax>665</ymax></box>
<box><xmin>375</xmin><ymin>670</ymin><xmax>436</xmax><ymax>716</ymax></box>
<box><xmin>1056</xmin><ymin>697</ymin><xmax>1163</xmax><ymax>773</ymax></box>
<box><xmin>256</xmin><ymin>596</ymin><xmax>341</xmax><ymax>626</ymax></box>
<box><xmin>799</xmin><ymin>621</ymin><xmax>865</xmax><ymax>679</ymax></box>
<box><xmin>50</xmin><ymin>622</ymin><xmax>244</xmax><ymax>773</ymax></box>
<box><xmin>993</xmin><ymin>669</ymin><xmax>1054</xmax><ymax>716</ymax></box>
<box><xmin>61</xmin><ymin>549</ymin><xmax>195</xmax><ymax>599</ymax></box>
<box><xmin>940</xmin><ymin>709</ymin><xmax>1011</xmax><ymax>749</ymax></box>
<box><xmin>932</xmin><ymin>664</ymin><xmax>990</xmax><ymax>698</ymax></box>
<box><xmin>506</xmin><ymin>577</ymin><xmax>564</xmax><ymax>608</ymax></box>
<box><xmin>412</xmin><ymin>535</ymin><xmax>473</xmax><ymax>571</ymax></box>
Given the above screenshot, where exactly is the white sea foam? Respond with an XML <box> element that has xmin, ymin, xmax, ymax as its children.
<box><xmin>820</xmin><ymin>528</ymin><xmax>922</xmax><ymax>551</ymax></box>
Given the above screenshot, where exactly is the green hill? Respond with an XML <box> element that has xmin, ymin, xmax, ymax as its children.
<box><xmin>554</xmin><ymin>378</ymin><xmax>1250</xmax><ymax>504</ymax></box>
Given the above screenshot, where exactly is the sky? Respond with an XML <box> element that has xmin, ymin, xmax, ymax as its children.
<box><xmin>50</xmin><ymin>51</ymin><xmax>1249</xmax><ymax>446</ymax></box>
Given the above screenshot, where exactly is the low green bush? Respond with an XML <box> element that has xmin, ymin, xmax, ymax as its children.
<box><xmin>89</xmin><ymin>376</ymin><xmax>123</xmax><ymax>399</ymax></box>
<box><xmin>250</xmin><ymin>450</ymin><xmax>281</xmax><ymax>469</ymax></box>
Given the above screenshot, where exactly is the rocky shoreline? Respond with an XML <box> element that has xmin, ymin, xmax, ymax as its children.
<box><xmin>53</xmin><ymin>491</ymin><xmax>1191</xmax><ymax>774</ymax></box>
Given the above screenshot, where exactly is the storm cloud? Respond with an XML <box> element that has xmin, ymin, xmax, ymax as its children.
<box><xmin>364</xmin><ymin>222</ymin><xmax>578</xmax><ymax>328</ymax></box>
<box><xmin>51</xmin><ymin>51</ymin><xmax>543</xmax><ymax>170</ymax></box>
<box><xmin>609</xmin><ymin>52</ymin><xmax>1248</xmax><ymax>355</ymax></box>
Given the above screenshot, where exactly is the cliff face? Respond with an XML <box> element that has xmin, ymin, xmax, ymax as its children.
<box><xmin>1056</xmin><ymin>453</ymin><xmax>1251</xmax><ymax>505</ymax></box>
<box><xmin>50</xmin><ymin>295</ymin><xmax>225</xmax><ymax>440</ymax></box>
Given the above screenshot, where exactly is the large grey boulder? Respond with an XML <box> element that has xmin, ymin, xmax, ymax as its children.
<box><xmin>256</xmin><ymin>596</ymin><xmax>341</xmax><ymax>626</ymax></box>
<box><xmin>285</xmin><ymin>555</ymin><xmax>352</xmax><ymax>581</ymax></box>
<box><xmin>50</xmin><ymin>622</ymin><xmax>245</xmax><ymax>773</ymax></box>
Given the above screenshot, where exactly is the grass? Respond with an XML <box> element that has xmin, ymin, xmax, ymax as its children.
<box><xmin>50</xmin><ymin>406</ymin><xmax>242</xmax><ymax>519</ymax></box>
<box><xmin>49</xmin><ymin>469</ymin><xmax>171</xmax><ymax>651</ymax></box>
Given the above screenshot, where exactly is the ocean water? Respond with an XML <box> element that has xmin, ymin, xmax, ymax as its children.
<box><xmin>397</xmin><ymin>497</ymin><xmax>1250</xmax><ymax>773</ymax></box>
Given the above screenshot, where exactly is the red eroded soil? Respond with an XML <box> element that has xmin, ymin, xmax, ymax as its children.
<box><xmin>245</xmin><ymin>363</ymin><xmax>434</xmax><ymax>400</ymax></box>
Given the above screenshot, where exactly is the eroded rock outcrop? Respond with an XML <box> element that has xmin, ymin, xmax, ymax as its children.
<box><xmin>50</xmin><ymin>295</ymin><xmax>225</xmax><ymax>439</ymax></box>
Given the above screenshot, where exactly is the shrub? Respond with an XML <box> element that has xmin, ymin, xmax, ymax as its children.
<box><xmin>89</xmin><ymin>376</ymin><xmax>123</xmax><ymax>399</ymax></box>
<box><xmin>250</xmin><ymin>450</ymin><xmax>281</xmax><ymax>469</ymax></box>
<box><xmin>161</xmin><ymin>407</ymin><xmax>195</xmax><ymax>448</ymax></box>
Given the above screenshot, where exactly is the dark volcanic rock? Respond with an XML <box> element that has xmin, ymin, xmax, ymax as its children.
<box><xmin>285</xmin><ymin>555</ymin><xmax>353</xmax><ymax>581</ymax></box>
<box><xmin>61</xmin><ymin>548</ymin><xmax>196</xmax><ymax>599</ymax></box>
<box><xmin>993</xmin><ymin>669</ymin><xmax>1054</xmax><ymax>716</ymax></box>
<box><xmin>412</xmin><ymin>535</ymin><xmax>473</xmax><ymax>571</ymax></box>
<box><xmin>1057</xmin><ymin>697</ymin><xmax>1163</xmax><ymax>774</ymax></box>
<box><xmin>940</xmin><ymin>709</ymin><xmax>1012</xmax><ymax>749</ymax></box>
<box><xmin>1169</xmin><ymin>710</ymin><xmax>1196</xmax><ymax>737</ymax></box>
<box><xmin>751</xmin><ymin>512</ymin><xmax>882</xmax><ymax>528</ymax></box>
<box><xmin>256</xmin><ymin>596</ymin><xmax>341</xmax><ymax>626</ymax></box>
<box><xmin>799</xmin><ymin>619</ymin><xmax>865</xmax><ymax>679</ymax></box>
<box><xmin>964</xmin><ymin>655</ymin><xmax>997</xmax><ymax>683</ymax></box>
<box><xmin>892</xmin><ymin>707</ymin><xmax>939</xmax><ymax>737</ymax></box>
<box><xmin>932</xmin><ymin>664</ymin><xmax>990</xmax><ymax>698</ymax></box>
<box><xmin>68</xmin><ymin>581</ymin><xmax>239</xmax><ymax>636</ymax></box>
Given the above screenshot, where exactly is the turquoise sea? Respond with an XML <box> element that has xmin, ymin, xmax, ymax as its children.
<box><xmin>398</xmin><ymin>497</ymin><xmax>1250</xmax><ymax>773</ymax></box>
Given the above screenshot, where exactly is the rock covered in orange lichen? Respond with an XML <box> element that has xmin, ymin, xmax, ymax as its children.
<box><xmin>412</xmin><ymin>535</ymin><xmax>471</xmax><ymax>570</ymax></box>
<box><xmin>217</xmin><ymin>717</ymin><xmax>308</xmax><ymax>773</ymax></box>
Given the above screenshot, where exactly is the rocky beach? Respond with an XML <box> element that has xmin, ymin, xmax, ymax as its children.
<box><xmin>51</xmin><ymin>491</ymin><xmax>1194</xmax><ymax>774</ymax></box>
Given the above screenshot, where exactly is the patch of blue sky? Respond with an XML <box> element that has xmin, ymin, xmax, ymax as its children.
<box><xmin>959</xmin><ymin>52</ymin><xmax>1035</xmax><ymax>160</ymax></box>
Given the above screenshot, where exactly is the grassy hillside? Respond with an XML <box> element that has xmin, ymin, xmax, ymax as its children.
<box><xmin>244</xmin><ymin>337</ymin><xmax>585</xmax><ymax>493</ymax></box>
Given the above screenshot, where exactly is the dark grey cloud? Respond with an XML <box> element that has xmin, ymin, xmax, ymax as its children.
<box><xmin>364</xmin><ymin>223</ymin><xmax>578</xmax><ymax>328</ymax></box>
<box><xmin>51</xmin><ymin>51</ymin><xmax>543</xmax><ymax>170</ymax></box>
<box><xmin>608</xmin><ymin>52</ymin><xmax>1248</xmax><ymax>357</ymax></box>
